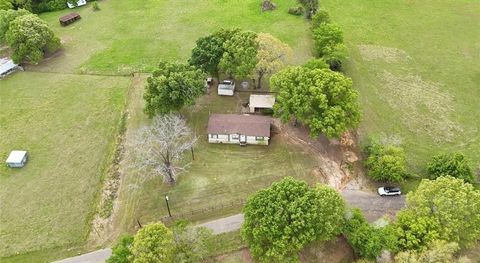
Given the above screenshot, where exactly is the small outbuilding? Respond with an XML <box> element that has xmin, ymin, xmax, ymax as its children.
<box><xmin>217</xmin><ymin>80</ymin><xmax>235</xmax><ymax>96</ymax></box>
<box><xmin>207</xmin><ymin>114</ymin><xmax>272</xmax><ymax>146</ymax></box>
<box><xmin>67</xmin><ymin>0</ymin><xmax>87</xmax><ymax>9</ymax></box>
<box><xmin>59</xmin><ymin>12</ymin><xmax>81</xmax><ymax>26</ymax></box>
<box><xmin>6</xmin><ymin>151</ymin><xmax>28</xmax><ymax>168</ymax></box>
<box><xmin>0</xmin><ymin>58</ymin><xmax>22</xmax><ymax>79</ymax></box>
<box><xmin>249</xmin><ymin>94</ymin><xmax>275</xmax><ymax>113</ymax></box>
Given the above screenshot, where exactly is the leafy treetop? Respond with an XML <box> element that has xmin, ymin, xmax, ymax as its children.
<box><xmin>219</xmin><ymin>30</ymin><xmax>258</xmax><ymax>79</ymax></box>
<box><xmin>270</xmin><ymin>66</ymin><xmax>360</xmax><ymax>138</ymax></box>
<box><xmin>242</xmin><ymin>177</ymin><xmax>345</xmax><ymax>262</ymax></box>
<box><xmin>427</xmin><ymin>152</ymin><xmax>475</xmax><ymax>183</ymax></box>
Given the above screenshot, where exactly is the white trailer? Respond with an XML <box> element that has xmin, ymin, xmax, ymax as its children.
<box><xmin>217</xmin><ymin>80</ymin><xmax>235</xmax><ymax>96</ymax></box>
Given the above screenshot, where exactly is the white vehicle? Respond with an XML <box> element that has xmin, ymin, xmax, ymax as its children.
<box><xmin>217</xmin><ymin>80</ymin><xmax>235</xmax><ymax>96</ymax></box>
<box><xmin>378</xmin><ymin>186</ymin><xmax>401</xmax><ymax>196</ymax></box>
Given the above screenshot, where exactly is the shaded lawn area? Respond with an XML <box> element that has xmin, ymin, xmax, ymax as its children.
<box><xmin>35</xmin><ymin>0</ymin><xmax>312</xmax><ymax>75</ymax></box>
<box><xmin>113</xmin><ymin>82</ymin><xmax>321</xmax><ymax>236</ymax></box>
<box><xmin>0</xmin><ymin>72</ymin><xmax>129</xmax><ymax>258</ymax></box>
<box><xmin>323</xmin><ymin>0</ymin><xmax>480</xmax><ymax>172</ymax></box>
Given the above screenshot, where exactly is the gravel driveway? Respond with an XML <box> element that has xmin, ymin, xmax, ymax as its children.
<box><xmin>341</xmin><ymin>190</ymin><xmax>406</xmax><ymax>222</ymax></box>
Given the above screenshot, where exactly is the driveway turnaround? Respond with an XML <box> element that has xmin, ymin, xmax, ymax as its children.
<box><xmin>341</xmin><ymin>190</ymin><xmax>406</xmax><ymax>222</ymax></box>
<box><xmin>52</xmin><ymin>248</ymin><xmax>112</xmax><ymax>263</ymax></box>
<box><xmin>198</xmin><ymin>213</ymin><xmax>245</xmax><ymax>234</ymax></box>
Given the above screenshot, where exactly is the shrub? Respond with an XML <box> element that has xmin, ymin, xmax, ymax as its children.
<box><xmin>312</xmin><ymin>22</ymin><xmax>347</xmax><ymax>71</ymax></box>
<box><xmin>427</xmin><ymin>152</ymin><xmax>475</xmax><ymax>183</ymax></box>
<box><xmin>344</xmin><ymin>209</ymin><xmax>397</xmax><ymax>259</ymax></box>
<box><xmin>311</xmin><ymin>9</ymin><xmax>331</xmax><ymax>28</ymax></box>
<box><xmin>365</xmin><ymin>141</ymin><xmax>407</xmax><ymax>182</ymax></box>
<box><xmin>92</xmin><ymin>2</ymin><xmax>100</xmax><ymax>11</ymax></box>
<box><xmin>288</xmin><ymin>6</ymin><xmax>304</xmax><ymax>16</ymax></box>
<box><xmin>107</xmin><ymin>235</ymin><xmax>134</xmax><ymax>263</ymax></box>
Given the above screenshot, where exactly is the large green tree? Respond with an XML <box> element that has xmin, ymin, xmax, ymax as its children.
<box><xmin>242</xmin><ymin>177</ymin><xmax>345</xmax><ymax>262</ymax></box>
<box><xmin>131</xmin><ymin>223</ymin><xmax>174</xmax><ymax>263</ymax></box>
<box><xmin>107</xmin><ymin>235</ymin><xmax>134</xmax><ymax>263</ymax></box>
<box><xmin>172</xmin><ymin>222</ymin><xmax>214</xmax><ymax>263</ymax></box>
<box><xmin>144</xmin><ymin>61</ymin><xmax>206</xmax><ymax>116</ymax></box>
<box><xmin>427</xmin><ymin>152</ymin><xmax>475</xmax><ymax>183</ymax></box>
<box><xmin>365</xmin><ymin>141</ymin><xmax>407</xmax><ymax>182</ymax></box>
<box><xmin>5</xmin><ymin>13</ymin><xmax>60</xmax><ymax>64</ymax></box>
<box><xmin>219</xmin><ymin>30</ymin><xmax>258</xmax><ymax>79</ymax></box>
<box><xmin>395</xmin><ymin>176</ymin><xmax>480</xmax><ymax>250</ymax></box>
<box><xmin>254</xmin><ymin>32</ymin><xmax>292</xmax><ymax>89</ymax></box>
<box><xmin>270</xmin><ymin>66</ymin><xmax>360</xmax><ymax>138</ymax></box>
<box><xmin>0</xmin><ymin>8</ymin><xmax>29</xmax><ymax>42</ymax></box>
<box><xmin>189</xmin><ymin>28</ymin><xmax>239</xmax><ymax>75</ymax></box>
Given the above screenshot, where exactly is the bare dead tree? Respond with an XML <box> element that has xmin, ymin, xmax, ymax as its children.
<box><xmin>130</xmin><ymin>114</ymin><xmax>197</xmax><ymax>184</ymax></box>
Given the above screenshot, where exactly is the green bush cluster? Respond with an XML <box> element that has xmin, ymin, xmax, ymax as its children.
<box><xmin>427</xmin><ymin>152</ymin><xmax>475</xmax><ymax>183</ymax></box>
<box><xmin>364</xmin><ymin>141</ymin><xmax>407</xmax><ymax>182</ymax></box>
<box><xmin>310</xmin><ymin>9</ymin><xmax>347</xmax><ymax>71</ymax></box>
<box><xmin>287</xmin><ymin>6</ymin><xmax>304</xmax><ymax>16</ymax></box>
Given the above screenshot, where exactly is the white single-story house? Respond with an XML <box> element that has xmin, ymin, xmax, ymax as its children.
<box><xmin>249</xmin><ymin>94</ymin><xmax>275</xmax><ymax>113</ymax></box>
<box><xmin>0</xmin><ymin>58</ymin><xmax>22</xmax><ymax>79</ymax></box>
<box><xmin>207</xmin><ymin>114</ymin><xmax>272</xmax><ymax>146</ymax></box>
<box><xmin>6</xmin><ymin>151</ymin><xmax>28</xmax><ymax>168</ymax></box>
<box><xmin>67</xmin><ymin>0</ymin><xmax>87</xmax><ymax>9</ymax></box>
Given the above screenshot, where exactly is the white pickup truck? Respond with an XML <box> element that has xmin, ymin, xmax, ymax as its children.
<box><xmin>217</xmin><ymin>80</ymin><xmax>235</xmax><ymax>96</ymax></box>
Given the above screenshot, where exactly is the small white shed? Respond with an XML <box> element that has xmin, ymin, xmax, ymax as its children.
<box><xmin>6</xmin><ymin>151</ymin><xmax>28</xmax><ymax>168</ymax></box>
<box><xmin>67</xmin><ymin>0</ymin><xmax>87</xmax><ymax>9</ymax></box>
<box><xmin>249</xmin><ymin>94</ymin><xmax>275</xmax><ymax>113</ymax></box>
<box><xmin>0</xmin><ymin>58</ymin><xmax>22</xmax><ymax>79</ymax></box>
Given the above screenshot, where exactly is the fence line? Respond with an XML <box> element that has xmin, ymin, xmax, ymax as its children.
<box><xmin>160</xmin><ymin>199</ymin><xmax>246</xmax><ymax>222</ymax></box>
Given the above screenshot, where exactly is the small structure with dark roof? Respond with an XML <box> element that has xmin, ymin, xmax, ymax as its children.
<box><xmin>207</xmin><ymin>114</ymin><xmax>272</xmax><ymax>146</ymax></box>
<box><xmin>59</xmin><ymin>13</ymin><xmax>81</xmax><ymax>26</ymax></box>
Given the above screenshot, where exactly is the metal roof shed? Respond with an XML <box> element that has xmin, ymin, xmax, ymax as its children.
<box><xmin>6</xmin><ymin>151</ymin><xmax>28</xmax><ymax>168</ymax></box>
<box><xmin>249</xmin><ymin>94</ymin><xmax>275</xmax><ymax>113</ymax></box>
<box><xmin>0</xmin><ymin>58</ymin><xmax>22</xmax><ymax>79</ymax></box>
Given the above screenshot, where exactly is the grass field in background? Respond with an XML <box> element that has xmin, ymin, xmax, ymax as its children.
<box><xmin>0</xmin><ymin>73</ymin><xmax>128</xmax><ymax>258</ymax></box>
<box><xmin>324</xmin><ymin>0</ymin><xmax>480</xmax><ymax>172</ymax></box>
<box><xmin>35</xmin><ymin>0</ymin><xmax>312</xmax><ymax>75</ymax></box>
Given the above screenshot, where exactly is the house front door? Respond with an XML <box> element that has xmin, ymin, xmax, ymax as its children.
<box><xmin>239</xmin><ymin>134</ymin><xmax>246</xmax><ymax>144</ymax></box>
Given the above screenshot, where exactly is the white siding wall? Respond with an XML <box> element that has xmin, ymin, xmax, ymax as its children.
<box><xmin>208</xmin><ymin>134</ymin><xmax>269</xmax><ymax>145</ymax></box>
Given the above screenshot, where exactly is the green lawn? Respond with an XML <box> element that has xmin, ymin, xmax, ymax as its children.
<box><xmin>35</xmin><ymin>0</ymin><xmax>312</xmax><ymax>75</ymax></box>
<box><xmin>323</xmin><ymin>0</ymin><xmax>480</xmax><ymax>172</ymax></box>
<box><xmin>0</xmin><ymin>72</ymin><xmax>129</xmax><ymax>258</ymax></box>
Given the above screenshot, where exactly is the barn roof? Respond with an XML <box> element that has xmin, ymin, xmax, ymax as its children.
<box><xmin>207</xmin><ymin>114</ymin><xmax>272</xmax><ymax>137</ymax></box>
<box><xmin>6</xmin><ymin>151</ymin><xmax>27</xmax><ymax>164</ymax></box>
<box><xmin>0</xmin><ymin>58</ymin><xmax>18</xmax><ymax>75</ymax></box>
<box><xmin>59</xmin><ymin>12</ymin><xmax>80</xmax><ymax>22</ymax></box>
<box><xmin>249</xmin><ymin>94</ymin><xmax>275</xmax><ymax>109</ymax></box>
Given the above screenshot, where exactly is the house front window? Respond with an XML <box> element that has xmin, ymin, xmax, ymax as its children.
<box><xmin>231</xmin><ymin>134</ymin><xmax>239</xmax><ymax>140</ymax></box>
<box><xmin>256</xmin><ymin>136</ymin><xmax>264</xmax><ymax>141</ymax></box>
<box><xmin>211</xmin><ymin>134</ymin><xmax>218</xmax><ymax>139</ymax></box>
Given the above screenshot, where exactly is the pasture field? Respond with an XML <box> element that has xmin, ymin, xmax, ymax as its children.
<box><xmin>323</xmin><ymin>0</ymin><xmax>480</xmax><ymax>172</ymax></box>
<box><xmin>0</xmin><ymin>73</ymin><xmax>129</xmax><ymax>258</ymax></box>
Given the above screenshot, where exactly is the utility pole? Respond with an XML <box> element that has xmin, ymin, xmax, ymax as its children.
<box><xmin>165</xmin><ymin>195</ymin><xmax>172</xmax><ymax>217</ymax></box>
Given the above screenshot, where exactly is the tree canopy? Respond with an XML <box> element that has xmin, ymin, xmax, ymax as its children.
<box><xmin>144</xmin><ymin>61</ymin><xmax>206</xmax><ymax>116</ymax></box>
<box><xmin>219</xmin><ymin>30</ymin><xmax>258</xmax><ymax>79</ymax></box>
<box><xmin>107</xmin><ymin>235</ymin><xmax>134</xmax><ymax>263</ymax></box>
<box><xmin>365</xmin><ymin>141</ymin><xmax>407</xmax><ymax>182</ymax></box>
<box><xmin>270</xmin><ymin>66</ymin><xmax>360</xmax><ymax>138</ymax></box>
<box><xmin>242</xmin><ymin>177</ymin><xmax>345</xmax><ymax>262</ymax></box>
<box><xmin>254</xmin><ymin>33</ymin><xmax>292</xmax><ymax>89</ymax></box>
<box><xmin>427</xmin><ymin>152</ymin><xmax>475</xmax><ymax>183</ymax></box>
<box><xmin>395</xmin><ymin>240</ymin><xmax>471</xmax><ymax>263</ymax></box>
<box><xmin>0</xmin><ymin>8</ymin><xmax>30</xmax><ymax>42</ymax></box>
<box><xmin>298</xmin><ymin>0</ymin><xmax>318</xmax><ymax>18</ymax></box>
<box><xmin>5</xmin><ymin>13</ymin><xmax>60</xmax><ymax>64</ymax></box>
<box><xmin>131</xmin><ymin>223</ymin><xmax>174</xmax><ymax>263</ymax></box>
<box><xmin>0</xmin><ymin>0</ymin><xmax>13</xmax><ymax>11</ymax></box>
<box><xmin>189</xmin><ymin>28</ymin><xmax>240</xmax><ymax>75</ymax></box>
<box><xmin>395</xmin><ymin>176</ymin><xmax>480</xmax><ymax>250</ymax></box>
